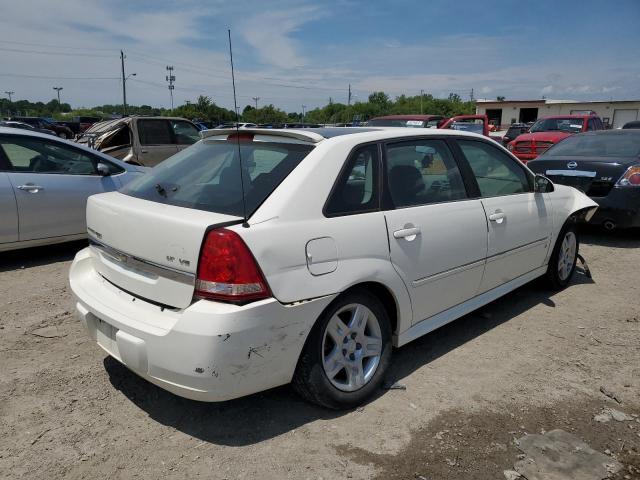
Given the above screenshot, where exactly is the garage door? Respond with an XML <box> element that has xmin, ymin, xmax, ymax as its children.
<box><xmin>612</xmin><ymin>109</ymin><xmax>638</xmax><ymax>129</ymax></box>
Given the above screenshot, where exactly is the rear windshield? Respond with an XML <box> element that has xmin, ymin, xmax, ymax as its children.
<box><xmin>121</xmin><ymin>139</ymin><xmax>314</xmax><ymax>216</ymax></box>
<box><xmin>545</xmin><ymin>133</ymin><xmax>640</xmax><ymax>157</ymax></box>
<box><xmin>530</xmin><ymin>118</ymin><xmax>584</xmax><ymax>134</ymax></box>
<box><xmin>368</xmin><ymin>119</ymin><xmax>440</xmax><ymax>128</ymax></box>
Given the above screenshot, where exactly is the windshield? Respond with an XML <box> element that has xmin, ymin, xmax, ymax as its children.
<box><xmin>368</xmin><ymin>118</ymin><xmax>439</xmax><ymax>128</ymax></box>
<box><xmin>530</xmin><ymin>117</ymin><xmax>584</xmax><ymax>134</ymax></box>
<box><xmin>121</xmin><ymin>139</ymin><xmax>314</xmax><ymax>216</ymax></box>
<box><xmin>544</xmin><ymin>133</ymin><xmax>640</xmax><ymax>157</ymax></box>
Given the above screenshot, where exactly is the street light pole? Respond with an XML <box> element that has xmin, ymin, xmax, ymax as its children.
<box><xmin>420</xmin><ymin>89</ymin><xmax>424</xmax><ymax>114</ymax></box>
<box><xmin>5</xmin><ymin>91</ymin><xmax>14</xmax><ymax>102</ymax></box>
<box><xmin>252</xmin><ymin>96</ymin><xmax>260</xmax><ymax>109</ymax></box>
<box><xmin>301</xmin><ymin>105</ymin><xmax>307</xmax><ymax>123</ymax></box>
<box><xmin>53</xmin><ymin>87</ymin><xmax>63</xmax><ymax>104</ymax></box>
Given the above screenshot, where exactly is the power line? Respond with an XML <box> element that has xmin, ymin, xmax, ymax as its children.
<box><xmin>0</xmin><ymin>46</ymin><xmax>112</xmax><ymax>58</ymax></box>
<box><xmin>0</xmin><ymin>73</ymin><xmax>119</xmax><ymax>80</ymax></box>
<box><xmin>0</xmin><ymin>39</ymin><xmax>116</xmax><ymax>51</ymax></box>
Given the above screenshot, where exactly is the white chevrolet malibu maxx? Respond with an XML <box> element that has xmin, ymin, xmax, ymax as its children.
<box><xmin>70</xmin><ymin>127</ymin><xmax>597</xmax><ymax>408</ymax></box>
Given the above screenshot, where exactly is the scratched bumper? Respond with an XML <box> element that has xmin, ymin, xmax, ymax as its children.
<box><xmin>70</xmin><ymin>248</ymin><xmax>336</xmax><ymax>402</ymax></box>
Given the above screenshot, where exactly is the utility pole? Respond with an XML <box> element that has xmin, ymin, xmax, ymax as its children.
<box><xmin>420</xmin><ymin>89</ymin><xmax>424</xmax><ymax>114</ymax></box>
<box><xmin>166</xmin><ymin>66</ymin><xmax>175</xmax><ymax>110</ymax></box>
<box><xmin>347</xmin><ymin>84</ymin><xmax>352</xmax><ymax>106</ymax></box>
<box><xmin>252</xmin><ymin>96</ymin><xmax>260</xmax><ymax>109</ymax></box>
<box><xmin>120</xmin><ymin>50</ymin><xmax>128</xmax><ymax>116</ymax></box>
<box><xmin>470</xmin><ymin>88</ymin><xmax>474</xmax><ymax>102</ymax></box>
<box><xmin>329</xmin><ymin>97</ymin><xmax>333</xmax><ymax>105</ymax></box>
<box><xmin>301</xmin><ymin>104</ymin><xmax>307</xmax><ymax>123</ymax></box>
<box><xmin>53</xmin><ymin>87</ymin><xmax>63</xmax><ymax>104</ymax></box>
<box><xmin>5</xmin><ymin>91</ymin><xmax>14</xmax><ymax>102</ymax></box>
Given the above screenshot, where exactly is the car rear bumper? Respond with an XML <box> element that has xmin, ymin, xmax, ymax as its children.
<box><xmin>70</xmin><ymin>247</ymin><xmax>336</xmax><ymax>402</ymax></box>
<box><xmin>588</xmin><ymin>188</ymin><xmax>640</xmax><ymax>229</ymax></box>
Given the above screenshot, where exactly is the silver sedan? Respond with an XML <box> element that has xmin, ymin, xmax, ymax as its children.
<box><xmin>0</xmin><ymin>127</ymin><xmax>147</xmax><ymax>252</ymax></box>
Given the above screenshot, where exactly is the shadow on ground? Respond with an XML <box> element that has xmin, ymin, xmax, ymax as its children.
<box><xmin>104</xmin><ymin>263</ymin><xmax>594</xmax><ymax>447</ymax></box>
<box><xmin>580</xmin><ymin>225</ymin><xmax>640</xmax><ymax>249</ymax></box>
<box><xmin>0</xmin><ymin>240</ymin><xmax>86</xmax><ymax>272</ymax></box>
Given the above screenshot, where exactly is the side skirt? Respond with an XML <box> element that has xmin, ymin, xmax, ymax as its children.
<box><xmin>394</xmin><ymin>266</ymin><xmax>547</xmax><ymax>347</ymax></box>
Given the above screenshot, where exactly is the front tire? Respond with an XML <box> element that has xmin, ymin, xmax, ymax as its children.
<box><xmin>544</xmin><ymin>222</ymin><xmax>579</xmax><ymax>290</ymax></box>
<box><xmin>57</xmin><ymin>132</ymin><xmax>68</xmax><ymax>139</ymax></box>
<box><xmin>292</xmin><ymin>290</ymin><xmax>392</xmax><ymax>409</ymax></box>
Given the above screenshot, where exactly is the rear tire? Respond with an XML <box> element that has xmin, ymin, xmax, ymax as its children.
<box><xmin>292</xmin><ymin>290</ymin><xmax>392</xmax><ymax>409</ymax></box>
<box><xmin>544</xmin><ymin>222</ymin><xmax>579</xmax><ymax>290</ymax></box>
<box><xmin>57</xmin><ymin>132</ymin><xmax>68</xmax><ymax>139</ymax></box>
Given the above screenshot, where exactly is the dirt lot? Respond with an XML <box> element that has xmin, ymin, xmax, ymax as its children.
<box><xmin>1</xmin><ymin>229</ymin><xmax>639</xmax><ymax>479</ymax></box>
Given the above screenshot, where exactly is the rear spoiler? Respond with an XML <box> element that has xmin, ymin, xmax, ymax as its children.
<box><xmin>200</xmin><ymin>128</ymin><xmax>325</xmax><ymax>144</ymax></box>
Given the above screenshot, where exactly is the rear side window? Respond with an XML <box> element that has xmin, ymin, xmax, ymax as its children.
<box><xmin>138</xmin><ymin>120</ymin><xmax>172</xmax><ymax>145</ymax></box>
<box><xmin>171</xmin><ymin>120</ymin><xmax>200</xmax><ymax>145</ymax></box>
<box><xmin>385</xmin><ymin>139</ymin><xmax>467</xmax><ymax>208</ymax></box>
<box><xmin>0</xmin><ymin>136</ymin><xmax>99</xmax><ymax>174</ymax></box>
<box><xmin>121</xmin><ymin>140</ymin><xmax>313</xmax><ymax>216</ymax></box>
<box><xmin>325</xmin><ymin>144</ymin><xmax>380</xmax><ymax>216</ymax></box>
<box><xmin>458</xmin><ymin>140</ymin><xmax>531</xmax><ymax>197</ymax></box>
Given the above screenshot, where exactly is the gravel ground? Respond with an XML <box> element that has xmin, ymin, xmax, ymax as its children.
<box><xmin>1</xmin><ymin>229</ymin><xmax>639</xmax><ymax>479</ymax></box>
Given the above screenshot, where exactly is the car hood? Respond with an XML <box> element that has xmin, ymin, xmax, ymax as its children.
<box><xmin>514</xmin><ymin>131</ymin><xmax>573</xmax><ymax>143</ymax></box>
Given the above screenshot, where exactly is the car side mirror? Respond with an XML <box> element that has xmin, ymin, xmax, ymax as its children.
<box><xmin>534</xmin><ymin>174</ymin><xmax>554</xmax><ymax>193</ymax></box>
<box><xmin>96</xmin><ymin>162</ymin><xmax>111</xmax><ymax>177</ymax></box>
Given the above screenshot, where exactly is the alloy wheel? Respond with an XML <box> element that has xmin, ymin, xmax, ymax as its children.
<box><xmin>557</xmin><ymin>231</ymin><xmax>577</xmax><ymax>281</ymax></box>
<box><xmin>321</xmin><ymin>303</ymin><xmax>383</xmax><ymax>392</ymax></box>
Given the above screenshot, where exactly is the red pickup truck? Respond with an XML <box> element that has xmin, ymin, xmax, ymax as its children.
<box><xmin>368</xmin><ymin>114</ymin><xmax>490</xmax><ymax>136</ymax></box>
<box><xmin>508</xmin><ymin>115</ymin><xmax>605</xmax><ymax>163</ymax></box>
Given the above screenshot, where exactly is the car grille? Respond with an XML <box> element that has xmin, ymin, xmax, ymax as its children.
<box><xmin>514</xmin><ymin>141</ymin><xmax>554</xmax><ymax>154</ymax></box>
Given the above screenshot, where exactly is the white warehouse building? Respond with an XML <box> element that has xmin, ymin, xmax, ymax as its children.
<box><xmin>475</xmin><ymin>99</ymin><xmax>640</xmax><ymax>130</ymax></box>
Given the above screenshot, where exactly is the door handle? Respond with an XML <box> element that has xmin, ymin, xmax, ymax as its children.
<box><xmin>17</xmin><ymin>184</ymin><xmax>44</xmax><ymax>193</ymax></box>
<box><xmin>489</xmin><ymin>211</ymin><xmax>506</xmax><ymax>223</ymax></box>
<box><xmin>393</xmin><ymin>227</ymin><xmax>421</xmax><ymax>240</ymax></box>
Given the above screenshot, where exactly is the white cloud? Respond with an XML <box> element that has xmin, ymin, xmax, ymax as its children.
<box><xmin>240</xmin><ymin>6</ymin><xmax>323</xmax><ymax>69</ymax></box>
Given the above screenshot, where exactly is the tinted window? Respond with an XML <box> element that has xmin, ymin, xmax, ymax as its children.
<box><xmin>545</xmin><ymin>133</ymin><xmax>640</xmax><ymax>157</ymax></box>
<box><xmin>530</xmin><ymin>117</ymin><xmax>584</xmax><ymax>134</ymax></box>
<box><xmin>325</xmin><ymin>144</ymin><xmax>379</xmax><ymax>216</ymax></box>
<box><xmin>138</xmin><ymin>120</ymin><xmax>172</xmax><ymax>145</ymax></box>
<box><xmin>458</xmin><ymin>140</ymin><xmax>530</xmax><ymax>197</ymax></box>
<box><xmin>587</xmin><ymin>119</ymin><xmax>597</xmax><ymax>131</ymax></box>
<box><xmin>171</xmin><ymin>120</ymin><xmax>200</xmax><ymax>145</ymax></box>
<box><xmin>121</xmin><ymin>140</ymin><xmax>313</xmax><ymax>216</ymax></box>
<box><xmin>368</xmin><ymin>119</ymin><xmax>426</xmax><ymax>128</ymax></box>
<box><xmin>385</xmin><ymin>139</ymin><xmax>466</xmax><ymax>208</ymax></box>
<box><xmin>0</xmin><ymin>136</ymin><xmax>98</xmax><ymax>174</ymax></box>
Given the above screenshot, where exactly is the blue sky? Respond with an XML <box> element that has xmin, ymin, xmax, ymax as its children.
<box><xmin>1</xmin><ymin>0</ymin><xmax>639</xmax><ymax>111</ymax></box>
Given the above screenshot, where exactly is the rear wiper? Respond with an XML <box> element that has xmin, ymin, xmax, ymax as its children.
<box><xmin>155</xmin><ymin>183</ymin><xmax>167</xmax><ymax>197</ymax></box>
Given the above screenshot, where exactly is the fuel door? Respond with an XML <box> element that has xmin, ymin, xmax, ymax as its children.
<box><xmin>305</xmin><ymin>237</ymin><xmax>337</xmax><ymax>276</ymax></box>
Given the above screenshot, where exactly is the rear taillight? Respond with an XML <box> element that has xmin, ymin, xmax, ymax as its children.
<box><xmin>616</xmin><ymin>165</ymin><xmax>640</xmax><ymax>187</ymax></box>
<box><xmin>195</xmin><ymin>228</ymin><xmax>270</xmax><ymax>303</ymax></box>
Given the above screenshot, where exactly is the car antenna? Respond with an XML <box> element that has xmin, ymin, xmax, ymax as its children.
<box><xmin>228</xmin><ymin>28</ymin><xmax>249</xmax><ymax>228</ymax></box>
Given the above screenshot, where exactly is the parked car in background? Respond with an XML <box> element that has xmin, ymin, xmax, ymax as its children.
<box><xmin>0</xmin><ymin>127</ymin><xmax>146</xmax><ymax>252</ymax></box>
<box><xmin>57</xmin><ymin>116</ymin><xmax>103</xmax><ymax>136</ymax></box>
<box><xmin>10</xmin><ymin>116</ymin><xmax>74</xmax><ymax>139</ymax></box>
<box><xmin>439</xmin><ymin>114</ymin><xmax>490</xmax><ymax>137</ymax></box>
<box><xmin>368</xmin><ymin>115</ymin><xmax>446</xmax><ymax>128</ymax></box>
<box><xmin>622</xmin><ymin>120</ymin><xmax>640</xmax><ymax>129</ymax></box>
<box><xmin>528</xmin><ymin>129</ymin><xmax>640</xmax><ymax>230</ymax></box>
<box><xmin>76</xmin><ymin>116</ymin><xmax>201</xmax><ymax>167</ymax></box>
<box><xmin>508</xmin><ymin>115</ymin><xmax>604</xmax><ymax>163</ymax></box>
<box><xmin>69</xmin><ymin>126</ymin><xmax>596</xmax><ymax>409</ymax></box>
<box><xmin>0</xmin><ymin>120</ymin><xmax>56</xmax><ymax>136</ymax></box>
<box><xmin>502</xmin><ymin>123</ymin><xmax>530</xmax><ymax>147</ymax></box>
<box><xmin>368</xmin><ymin>114</ymin><xmax>491</xmax><ymax>137</ymax></box>
<box><xmin>214</xmin><ymin>122</ymin><xmax>258</xmax><ymax>129</ymax></box>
